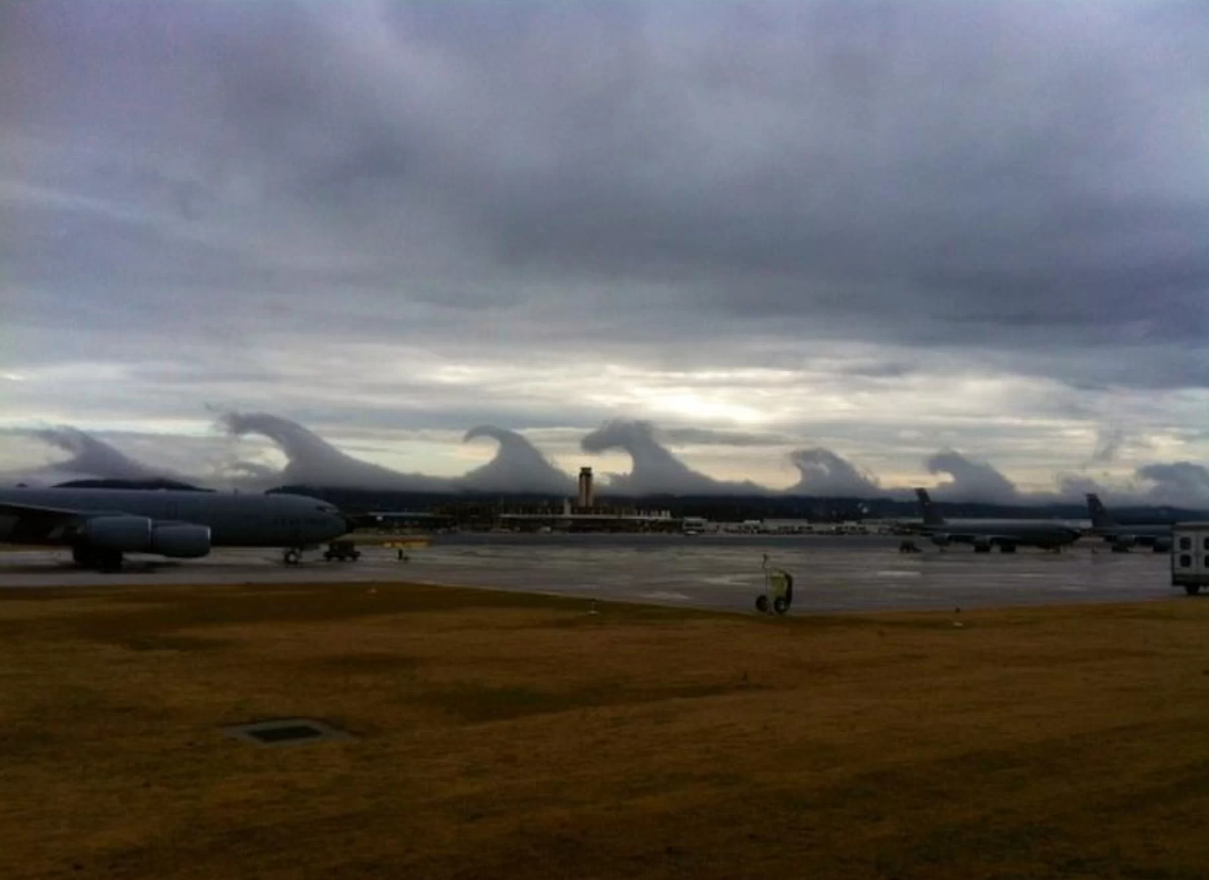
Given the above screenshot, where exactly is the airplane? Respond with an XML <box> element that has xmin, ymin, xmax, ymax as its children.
<box><xmin>913</xmin><ymin>488</ymin><xmax>1081</xmax><ymax>552</ymax></box>
<box><xmin>0</xmin><ymin>486</ymin><xmax>353</xmax><ymax>571</ymax></box>
<box><xmin>1086</xmin><ymin>493</ymin><xmax>1172</xmax><ymax>553</ymax></box>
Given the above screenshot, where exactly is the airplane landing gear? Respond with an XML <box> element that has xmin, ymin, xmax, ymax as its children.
<box><xmin>282</xmin><ymin>548</ymin><xmax>303</xmax><ymax>566</ymax></box>
<box><xmin>72</xmin><ymin>546</ymin><xmax>124</xmax><ymax>572</ymax></box>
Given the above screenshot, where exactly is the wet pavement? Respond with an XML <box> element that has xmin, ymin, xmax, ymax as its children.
<box><xmin>0</xmin><ymin>533</ymin><xmax>1184</xmax><ymax>614</ymax></box>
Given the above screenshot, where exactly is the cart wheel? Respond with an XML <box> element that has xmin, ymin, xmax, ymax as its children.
<box><xmin>755</xmin><ymin>595</ymin><xmax>770</xmax><ymax>614</ymax></box>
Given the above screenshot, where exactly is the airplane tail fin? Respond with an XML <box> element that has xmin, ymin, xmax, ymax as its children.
<box><xmin>1086</xmin><ymin>493</ymin><xmax>1115</xmax><ymax>529</ymax></box>
<box><xmin>915</xmin><ymin>488</ymin><xmax>946</xmax><ymax>527</ymax></box>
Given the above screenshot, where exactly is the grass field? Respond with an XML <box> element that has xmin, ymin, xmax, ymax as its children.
<box><xmin>1</xmin><ymin>581</ymin><xmax>1207</xmax><ymax>880</ymax></box>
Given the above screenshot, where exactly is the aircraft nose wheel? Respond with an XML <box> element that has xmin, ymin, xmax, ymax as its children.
<box><xmin>282</xmin><ymin>548</ymin><xmax>302</xmax><ymax>566</ymax></box>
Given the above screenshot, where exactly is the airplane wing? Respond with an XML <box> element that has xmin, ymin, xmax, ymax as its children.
<box><xmin>0</xmin><ymin>500</ymin><xmax>89</xmax><ymax>518</ymax></box>
<box><xmin>0</xmin><ymin>498</ymin><xmax>214</xmax><ymax>562</ymax></box>
<box><xmin>0</xmin><ymin>500</ymin><xmax>93</xmax><ymax>543</ymax></box>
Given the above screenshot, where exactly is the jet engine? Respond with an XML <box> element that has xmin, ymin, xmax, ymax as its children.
<box><xmin>78</xmin><ymin>516</ymin><xmax>211</xmax><ymax>558</ymax></box>
<box><xmin>80</xmin><ymin>515</ymin><xmax>154</xmax><ymax>550</ymax></box>
<box><xmin>150</xmin><ymin>524</ymin><xmax>211</xmax><ymax>558</ymax></box>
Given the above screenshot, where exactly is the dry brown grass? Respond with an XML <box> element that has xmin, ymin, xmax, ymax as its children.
<box><xmin>1</xmin><ymin>581</ymin><xmax>1207</xmax><ymax>880</ymax></box>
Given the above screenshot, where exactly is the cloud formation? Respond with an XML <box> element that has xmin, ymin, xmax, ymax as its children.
<box><xmin>1136</xmin><ymin>462</ymin><xmax>1209</xmax><ymax>509</ymax></box>
<box><xmin>1091</xmin><ymin>426</ymin><xmax>1127</xmax><ymax>464</ymax></box>
<box><xmin>220</xmin><ymin>411</ymin><xmax>452</xmax><ymax>492</ymax></box>
<box><xmin>1</xmin><ymin>2</ymin><xmax>1207</xmax><ymax>505</ymax></box>
<box><xmin>662</xmin><ymin>427</ymin><xmax>794</xmax><ymax>448</ymax></box>
<box><xmin>925</xmin><ymin>450</ymin><xmax>1020</xmax><ymax>504</ymax></box>
<box><xmin>460</xmin><ymin>425</ymin><xmax>574</xmax><ymax>494</ymax></box>
<box><xmin>34</xmin><ymin>426</ymin><xmax>169</xmax><ymax>481</ymax></box>
<box><xmin>787</xmin><ymin>448</ymin><xmax>882</xmax><ymax>497</ymax></box>
<box><xmin>2</xmin><ymin>414</ymin><xmax>1208</xmax><ymax>510</ymax></box>
<box><xmin>581</xmin><ymin>419</ymin><xmax>769</xmax><ymax>495</ymax></box>
<box><xmin>0</xmin><ymin>426</ymin><xmax>175</xmax><ymax>486</ymax></box>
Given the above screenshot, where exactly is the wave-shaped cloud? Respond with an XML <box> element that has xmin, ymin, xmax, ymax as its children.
<box><xmin>220</xmin><ymin>411</ymin><xmax>453</xmax><ymax>492</ymax></box>
<box><xmin>6</xmin><ymin>414</ymin><xmax>1203</xmax><ymax>510</ymax></box>
<box><xmin>459</xmin><ymin>426</ymin><xmax>575</xmax><ymax>494</ymax></box>
<box><xmin>36</xmin><ymin>426</ymin><xmax>169</xmax><ymax>481</ymax></box>
<box><xmin>787</xmin><ymin>448</ymin><xmax>882</xmax><ymax>497</ymax></box>
<box><xmin>925</xmin><ymin>449</ymin><xmax>1020</xmax><ymax>504</ymax></box>
<box><xmin>1135</xmin><ymin>462</ymin><xmax>1209</xmax><ymax>509</ymax></box>
<box><xmin>0</xmin><ymin>426</ymin><xmax>175</xmax><ymax>485</ymax></box>
<box><xmin>580</xmin><ymin>419</ymin><xmax>768</xmax><ymax>495</ymax></box>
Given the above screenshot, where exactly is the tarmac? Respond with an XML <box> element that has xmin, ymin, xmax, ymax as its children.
<box><xmin>0</xmin><ymin>533</ymin><xmax>1183</xmax><ymax>613</ymax></box>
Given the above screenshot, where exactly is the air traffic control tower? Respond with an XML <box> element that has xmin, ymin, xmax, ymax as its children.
<box><xmin>577</xmin><ymin>467</ymin><xmax>595</xmax><ymax>509</ymax></box>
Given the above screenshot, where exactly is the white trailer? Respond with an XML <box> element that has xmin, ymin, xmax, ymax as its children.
<box><xmin>1170</xmin><ymin>523</ymin><xmax>1209</xmax><ymax>596</ymax></box>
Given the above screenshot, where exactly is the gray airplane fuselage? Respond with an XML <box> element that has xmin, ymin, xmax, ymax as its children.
<box><xmin>912</xmin><ymin>489</ymin><xmax>1081</xmax><ymax>549</ymax></box>
<box><xmin>922</xmin><ymin>518</ymin><xmax>1082</xmax><ymax>548</ymax></box>
<box><xmin>1085</xmin><ymin>494</ymin><xmax>1173</xmax><ymax>549</ymax></box>
<box><xmin>0</xmin><ymin>487</ymin><xmax>349</xmax><ymax>549</ymax></box>
<box><xmin>1090</xmin><ymin>522</ymin><xmax>1172</xmax><ymax>551</ymax></box>
<box><xmin>1091</xmin><ymin>523</ymin><xmax>1172</xmax><ymax>540</ymax></box>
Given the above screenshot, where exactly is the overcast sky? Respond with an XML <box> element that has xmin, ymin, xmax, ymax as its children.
<box><xmin>2</xmin><ymin>1</ymin><xmax>1207</xmax><ymax>498</ymax></box>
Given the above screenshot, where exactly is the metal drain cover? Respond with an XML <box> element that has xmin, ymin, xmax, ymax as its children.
<box><xmin>222</xmin><ymin>718</ymin><xmax>354</xmax><ymax>747</ymax></box>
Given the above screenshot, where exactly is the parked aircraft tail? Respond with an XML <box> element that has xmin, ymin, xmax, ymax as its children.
<box><xmin>1086</xmin><ymin>493</ymin><xmax>1115</xmax><ymax>529</ymax></box>
<box><xmin>915</xmin><ymin>488</ymin><xmax>946</xmax><ymax>527</ymax></box>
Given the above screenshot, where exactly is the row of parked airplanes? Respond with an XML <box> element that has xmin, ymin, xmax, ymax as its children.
<box><xmin>908</xmin><ymin>488</ymin><xmax>1172</xmax><ymax>553</ymax></box>
<box><xmin>0</xmin><ymin>483</ymin><xmax>1180</xmax><ymax>572</ymax></box>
